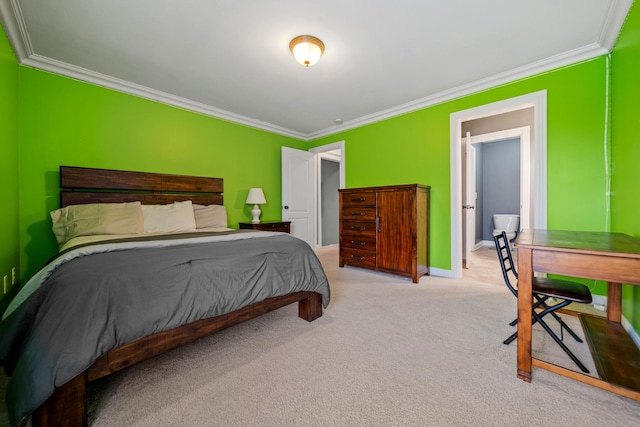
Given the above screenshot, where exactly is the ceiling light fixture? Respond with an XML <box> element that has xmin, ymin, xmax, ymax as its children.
<box><xmin>289</xmin><ymin>35</ymin><xmax>325</xmax><ymax>67</ymax></box>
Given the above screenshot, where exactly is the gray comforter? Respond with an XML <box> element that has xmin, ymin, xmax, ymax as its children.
<box><xmin>0</xmin><ymin>231</ymin><xmax>330</xmax><ymax>426</ymax></box>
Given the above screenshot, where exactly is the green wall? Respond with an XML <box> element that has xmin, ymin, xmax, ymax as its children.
<box><xmin>311</xmin><ymin>57</ymin><xmax>609</xmax><ymax>286</ymax></box>
<box><xmin>309</xmin><ymin>4</ymin><xmax>640</xmax><ymax>329</ymax></box>
<box><xmin>18</xmin><ymin>68</ymin><xmax>306</xmax><ymax>280</ymax></box>
<box><xmin>0</xmin><ymin>23</ymin><xmax>19</xmax><ymax>296</ymax></box>
<box><xmin>611</xmin><ymin>1</ymin><xmax>640</xmax><ymax>333</ymax></box>
<box><xmin>9</xmin><ymin>4</ymin><xmax>640</xmax><ymax>332</ymax></box>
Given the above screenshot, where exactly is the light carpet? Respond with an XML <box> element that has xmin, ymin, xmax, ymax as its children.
<box><xmin>2</xmin><ymin>246</ymin><xmax>639</xmax><ymax>426</ymax></box>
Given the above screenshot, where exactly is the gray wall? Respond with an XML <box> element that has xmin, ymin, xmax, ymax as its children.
<box><xmin>463</xmin><ymin>108</ymin><xmax>531</xmax><ymax>242</ymax></box>
<box><xmin>321</xmin><ymin>159</ymin><xmax>339</xmax><ymax>245</ymax></box>
<box><xmin>479</xmin><ymin>138</ymin><xmax>520</xmax><ymax>240</ymax></box>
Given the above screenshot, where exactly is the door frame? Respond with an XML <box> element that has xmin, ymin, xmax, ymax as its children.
<box><xmin>449</xmin><ymin>91</ymin><xmax>547</xmax><ymax>279</ymax></box>
<box><xmin>462</xmin><ymin>134</ymin><xmax>476</xmax><ymax>267</ymax></box>
<box><xmin>310</xmin><ymin>140</ymin><xmax>346</xmax><ymax>249</ymax></box>
<box><xmin>466</xmin><ymin>126</ymin><xmax>531</xmax><ymax>250</ymax></box>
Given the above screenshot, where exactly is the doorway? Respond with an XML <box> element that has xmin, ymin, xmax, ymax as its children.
<box><xmin>449</xmin><ymin>91</ymin><xmax>548</xmax><ymax>279</ymax></box>
<box><xmin>464</xmin><ymin>127</ymin><xmax>530</xmax><ymax>266</ymax></box>
<box><xmin>319</xmin><ymin>156</ymin><xmax>340</xmax><ymax>246</ymax></box>
<box><xmin>281</xmin><ymin>142</ymin><xmax>345</xmax><ymax>249</ymax></box>
<box><xmin>311</xmin><ymin>141</ymin><xmax>345</xmax><ymax>249</ymax></box>
<box><xmin>473</xmin><ymin>137</ymin><xmax>520</xmax><ymax>247</ymax></box>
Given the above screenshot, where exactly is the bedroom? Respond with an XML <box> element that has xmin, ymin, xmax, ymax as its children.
<box><xmin>1</xmin><ymin>0</ymin><xmax>640</xmax><ymax>425</ymax></box>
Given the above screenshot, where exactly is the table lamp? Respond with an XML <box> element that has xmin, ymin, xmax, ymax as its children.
<box><xmin>246</xmin><ymin>188</ymin><xmax>267</xmax><ymax>223</ymax></box>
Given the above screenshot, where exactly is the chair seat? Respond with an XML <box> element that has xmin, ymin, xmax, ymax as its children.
<box><xmin>532</xmin><ymin>277</ymin><xmax>593</xmax><ymax>304</ymax></box>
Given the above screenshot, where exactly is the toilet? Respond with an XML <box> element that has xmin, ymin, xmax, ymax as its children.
<box><xmin>492</xmin><ymin>214</ymin><xmax>520</xmax><ymax>242</ymax></box>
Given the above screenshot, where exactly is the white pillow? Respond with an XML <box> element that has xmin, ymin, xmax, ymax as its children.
<box><xmin>50</xmin><ymin>202</ymin><xmax>144</xmax><ymax>245</ymax></box>
<box><xmin>142</xmin><ymin>200</ymin><xmax>197</xmax><ymax>234</ymax></box>
<box><xmin>193</xmin><ymin>204</ymin><xmax>227</xmax><ymax>228</ymax></box>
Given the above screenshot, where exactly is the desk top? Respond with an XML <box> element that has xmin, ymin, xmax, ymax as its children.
<box><xmin>516</xmin><ymin>229</ymin><xmax>640</xmax><ymax>257</ymax></box>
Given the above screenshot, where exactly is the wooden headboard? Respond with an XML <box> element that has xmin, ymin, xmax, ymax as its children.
<box><xmin>60</xmin><ymin>166</ymin><xmax>224</xmax><ymax>207</ymax></box>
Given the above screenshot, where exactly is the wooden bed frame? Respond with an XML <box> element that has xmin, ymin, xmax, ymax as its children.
<box><xmin>32</xmin><ymin>166</ymin><xmax>323</xmax><ymax>427</ymax></box>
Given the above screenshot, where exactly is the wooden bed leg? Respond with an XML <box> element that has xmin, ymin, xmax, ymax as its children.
<box><xmin>32</xmin><ymin>372</ymin><xmax>88</xmax><ymax>427</ymax></box>
<box><xmin>298</xmin><ymin>292</ymin><xmax>323</xmax><ymax>322</ymax></box>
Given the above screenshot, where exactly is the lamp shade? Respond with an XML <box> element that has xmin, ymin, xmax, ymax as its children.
<box><xmin>246</xmin><ymin>188</ymin><xmax>266</xmax><ymax>204</ymax></box>
<box><xmin>289</xmin><ymin>35</ymin><xmax>325</xmax><ymax>67</ymax></box>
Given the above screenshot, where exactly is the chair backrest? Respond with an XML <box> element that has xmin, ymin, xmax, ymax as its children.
<box><xmin>493</xmin><ymin>231</ymin><xmax>518</xmax><ymax>297</ymax></box>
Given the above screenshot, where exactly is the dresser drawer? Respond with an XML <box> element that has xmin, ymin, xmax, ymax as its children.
<box><xmin>342</xmin><ymin>248</ymin><xmax>376</xmax><ymax>268</ymax></box>
<box><xmin>342</xmin><ymin>191</ymin><xmax>376</xmax><ymax>207</ymax></box>
<box><xmin>341</xmin><ymin>221</ymin><xmax>376</xmax><ymax>238</ymax></box>
<box><xmin>342</xmin><ymin>206</ymin><xmax>376</xmax><ymax>221</ymax></box>
<box><xmin>239</xmin><ymin>221</ymin><xmax>291</xmax><ymax>233</ymax></box>
<box><xmin>342</xmin><ymin>236</ymin><xmax>376</xmax><ymax>251</ymax></box>
<box><xmin>257</xmin><ymin>222</ymin><xmax>290</xmax><ymax>233</ymax></box>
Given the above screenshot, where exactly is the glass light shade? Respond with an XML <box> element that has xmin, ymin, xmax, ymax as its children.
<box><xmin>246</xmin><ymin>188</ymin><xmax>266</xmax><ymax>204</ymax></box>
<box><xmin>289</xmin><ymin>35</ymin><xmax>325</xmax><ymax>67</ymax></box>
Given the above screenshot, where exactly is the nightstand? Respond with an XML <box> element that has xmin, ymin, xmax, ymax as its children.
<box><xmin>239</xmin><ymin>221</ymin><xmax>291</xmax><ymax>234</ymax></box>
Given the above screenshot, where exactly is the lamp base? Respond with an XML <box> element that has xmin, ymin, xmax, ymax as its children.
<box><xmin>251</xmin><ymin>204</ymin><xmax>262</xmax><ymax>224</ymax></box>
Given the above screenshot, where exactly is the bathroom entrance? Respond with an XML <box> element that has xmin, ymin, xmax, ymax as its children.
<box><xmin>449</xmin><ymin>90</ymin><xmax>548</xmax><ymax>278</ymax></box>
<box><xmin>463</xmin><ymin>127</ymin><xmax>529</xmax><ymax>268</ymax></box>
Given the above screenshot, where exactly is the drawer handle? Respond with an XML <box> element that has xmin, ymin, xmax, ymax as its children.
<box><xmin>351</xmin><ymin>226</ymin><xmax>366</xmax><ymax>231</ymax></box>
<box><xmin>351</xmin><ymin>212</ymin><xmax>365</xmax><ymax>216</ymax></box>
<box><xmin>351</xmin><ymin>197</ymin><xmax>366</xmax><ymax>202</ymax></box>
<box><xmin>350</xmin><ymin>241</ymin><xmax>366</xmax><ymax>246</ymax></box>
<box><xmin>351</xmin><ymin>255</ymin><xmax>366</xmax><ymax>260</ymax></box>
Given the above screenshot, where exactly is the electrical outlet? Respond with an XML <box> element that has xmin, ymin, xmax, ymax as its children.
<box><xmin>12</xmin><ymin>267</ymin><xmax>16</xmax><ymax>285</ymax></box>
<box><xmin>3</xmin><ymin>275</ymin><xmax>7</xmax><ymax>294</ymax></box>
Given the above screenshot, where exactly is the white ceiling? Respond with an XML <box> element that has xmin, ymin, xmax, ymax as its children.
<box><xmin>0</xmin><ymin>0</ymin><xmax>633</xmax><ymax>140</ymax></box>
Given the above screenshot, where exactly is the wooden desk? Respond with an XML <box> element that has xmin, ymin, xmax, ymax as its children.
<box><xmin>515</xmin><ymin>229</ymin><xmax>640</xmax><ymax>400</ymax></box>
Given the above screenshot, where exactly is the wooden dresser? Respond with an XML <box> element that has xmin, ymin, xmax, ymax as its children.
<box><xmin>339</xmin><ymin>184</ymin><xmax>430</xmax><ymax>283</ymax></box>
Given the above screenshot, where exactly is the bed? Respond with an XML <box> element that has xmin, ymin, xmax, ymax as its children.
<box><xmin>0</xmin><ymin>166</ymin><xmax>330</xmax><ymax>427</ymax></box>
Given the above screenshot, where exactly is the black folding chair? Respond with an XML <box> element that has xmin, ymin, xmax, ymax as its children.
<box><xmin>493</xmin><ymin>231</ymin><xmax>593</xmax><ymax>373</ymax></box>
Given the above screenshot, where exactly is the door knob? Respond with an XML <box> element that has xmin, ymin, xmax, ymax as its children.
<box><xmin>283</xmin><ymin>205</ymin><xmax>289</xmax><ymax>210</ymax></box>
<box><xmin>463</xmin><ymin>205</ymin><xmax>475</xmax><ymax>209</ymax></box>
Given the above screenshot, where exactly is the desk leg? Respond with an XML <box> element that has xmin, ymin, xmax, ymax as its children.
<box><xmin>517</xmin><ymin>247</ymin><xmax>533</xmax><ymax>382</ymax></box>
<box><xmin>607</xmin><ymin>282</ymin><xmax>622</xmax><ymax>323</ymax></box>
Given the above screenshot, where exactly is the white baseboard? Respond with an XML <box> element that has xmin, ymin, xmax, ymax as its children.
<box><xmin>622</xmin><ymin>315</ymin><xmax>640</xmax><ymax>350</ymax></box>
<box><xmin>575</xmin><ymin>295</ymin><xmax>639</xmax><ymax>350</ymax></box>
<box><xmin>428</xmin><ymin>267</ymin><xmax>456</xmax><ymax>278</ymax></box>
<box><xmin>596</xmin><ymin>296</ymin><xmax>640</xmax><ymax>349</ymax></box>
<box><xmin>427</xmin><ymin>269</ymin><xmax>639</xmax><ymax>348</ymax></box>
<box><xmin>591</xmin><ymin>294</ymin><xmax>607</xmax><ymax>311</ymax></box>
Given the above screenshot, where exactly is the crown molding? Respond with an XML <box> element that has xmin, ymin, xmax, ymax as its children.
<box><xmin>16</xmin><ymin>42</ymin><xmax>611</xmax><ymax>142</ymax></box>
<box><xmin>309</xmin><ymin>0</ymin><xmax>632</xmax><ymax>140</ymax></box>
<box><xmin>0</xmin><ymin>0</ymin><xmax>32</xmax><ymax>60</ymax></box>
<box><xmin>308</xmin><ymin>42</ymin><xmax>609</xmax><ymax>140</ymax></box>
<box><xmin>21</xmin><ymin>54</ymin><xmax>308</xmax><ymax>140</ymax></box>
<box><xmin>2</xmin><ymin>0</ymin><xmax>631</xmax><ymax>142</ymax></box>
<box><xmin>597</xmin><ymin>0</ymin><xmax>634</xmax><ymax>51</ymax></box>
<box><xmin>0</xmin><ymin>0</ymin><xmax>306</xmax><ymax>139</ymax></box>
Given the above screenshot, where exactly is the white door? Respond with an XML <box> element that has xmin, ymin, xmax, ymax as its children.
<box><xmin>281</xmin><ymin>147</ymin><xmax>315</xmax><ymax>247</ymax></box>
<box><xmin>462</xmin><ymin>132</ymin><xmax>476</xmax><ymax>269</ymax></box>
